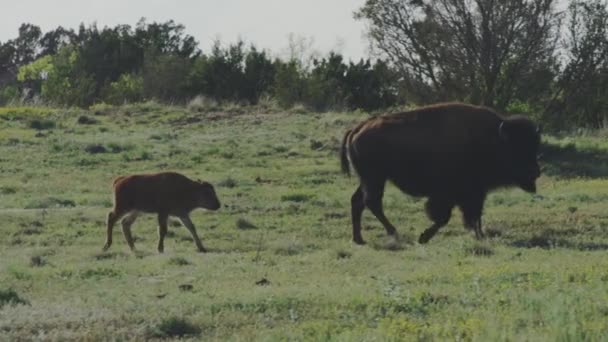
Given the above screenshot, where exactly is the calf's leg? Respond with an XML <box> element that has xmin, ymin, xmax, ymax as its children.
<box><xmin>419</xmin><ymin>197</ymin><xmax>454</xmax><ymax>244</ymax></box>
<box><xmin>179</xmin><ymin>215</ymin><xmax>207</xmax><ymax>252</ymax></box>
<box><xmin>104</xmin><ymin>209</ymin><xmax>126</xmax><ymax>251</ymax></box>
<box><xmin>157</xmin><ymin>213</ymin><xmax>169</xmax><ymax>253</ymax></box>
<box><xmin>121</xmin><ymin>211</ymin><xmax>139</xmax><ymax>251</ymax></box>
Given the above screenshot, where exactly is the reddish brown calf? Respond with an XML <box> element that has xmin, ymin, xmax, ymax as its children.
<box><xmin>104</xmin><ymin>172</ymin><xmax>221</xmax><ymax>253</ymax></box>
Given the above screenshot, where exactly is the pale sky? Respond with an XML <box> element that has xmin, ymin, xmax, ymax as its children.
<box><xmin>0</xmin><ymin>0</ymin><xmax>370</xmax><ymax>61</ymax></box>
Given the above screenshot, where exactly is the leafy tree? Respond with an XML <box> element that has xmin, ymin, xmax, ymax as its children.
<box><xmin>273</xmin><ymin>59</ymin><xmax>306</xmax><ymax>108</ymax></box>
<box><xmin>546</xmin><ymin>0</ymin><xmax>608</xmax><ymax>129</ymax></box>
<box><xmin>242</xmin><ymin>47</ymin><xmax>275</xmax><ymax>104</ymax></box>
<box><xmin>305</xmin><ymin>52</ymin><xmax>348</xmax><ymax>111</ymax></box>
<box><xmin>142</xmin><ymin>51</ymin><xmax>191</xmax><ymax>102</ymax></box>
<box><xmin>344</xmin><ymin>59</ymin><xmax>399</xmax><ymax>111</ymax></box>
<box><xmin>355</xmin><ymin>0</ymin><xmax>560</xmax><ymax>108</ymax></box>
<box><xmin>103</xmin><ymin>73</ymin><xmax>144</xmax><ymax>104</ymax></box>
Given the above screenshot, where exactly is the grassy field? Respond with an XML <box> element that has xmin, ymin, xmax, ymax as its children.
<box><xmin>1</xmin><ymin>102</ymin><xmax>608</xmax><ymax>341</ymax></box>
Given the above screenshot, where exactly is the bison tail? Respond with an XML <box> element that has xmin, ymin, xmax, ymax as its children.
<box><xmin>340</xmin><ymin>129</ymin><xmax>353</xmax><ymax>176</ymax></box>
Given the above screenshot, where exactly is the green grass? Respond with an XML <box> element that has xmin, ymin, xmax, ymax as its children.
<box><xmin>1</xmin><ymin>105</ymin><xmax>608</xmax><ymax>340</ymax></box>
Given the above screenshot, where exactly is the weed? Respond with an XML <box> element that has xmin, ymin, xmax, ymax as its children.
<box><xmin>0</xmin><ymin>186</ymin><xmax>17</xmax><ymax>194</ymax></box>
<box><xmin>465</xmin><ymin>242</ymin><xmax>495</xmax><ymax>256</ymax></box>
<box><xmin>152</xmin><ymin>317</ymin><xmax>200</xmax><ymax>338</ymax></box>
<box><xmin>84</xmin><ymin>144</ymin><xmax>107</xmax><ymax>154</ymax></box>
<box><xmin>28</xmin><ymin>118</ymin><xmax>55</xmax><ymax>130</ymax></box>
<box><xmin>0</xmin><ymin>288</ymin><xmax>29</xmax><ymax>308</ymax></box>
<box><xmin>168</xmin><ymin>257</ymin><xmax>191</xmax><ymax>266</ymax></box>
<box><xmin>281</xmin><ymin>193</ymin><xmax>313</xmax><ymax>203</ymax></box>
<box><xmin>236</xmin><ymin>217</ymin><xmax>257</xmax><ymax>230</ymax></box>
<box><xmin>76</xmin><ymin>115</ymin><xmax>98</xmax><ymax>125</ymax></box>
<box><xmin>218</xmin><ymin>177</ymin><xmax>237</xmax><ymax>188</ymax></box>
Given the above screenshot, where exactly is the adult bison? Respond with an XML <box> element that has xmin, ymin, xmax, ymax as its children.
<box><xmin>104</xmin><ymin>172</ymin><xmax>221</xmax><ymax>253</ymax></box>
<box><xmin>340</xmin><ymin>102</ymin><xmax>541</xmax><ymax>244</ymax></box>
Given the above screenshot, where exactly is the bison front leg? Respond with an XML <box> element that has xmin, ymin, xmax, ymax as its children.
<box><xmin>157</xmin><ymin>213</ymin><xmax>168</xmax><ymax>253</ymax></box>
<box><xmin>179</xmin><ymin>215</ymin><xmax>207</xmax><ymax>253</ymax></box>
<box><xmin>419</xmin><ymin>198</ymin><xmax>454</xmax><ymax>244</ymax></box>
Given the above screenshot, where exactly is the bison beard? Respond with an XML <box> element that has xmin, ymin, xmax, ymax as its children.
<box><xmin>340</xmin><ymin>102</ymin><xmax>542</xmax><ymax>244</ymax></box>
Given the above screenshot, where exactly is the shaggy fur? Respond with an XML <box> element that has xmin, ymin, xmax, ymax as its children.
<box><xmin>104</xmin><ymin>172</ymin><xmax>220</xmax><ymax>253</ymax></box>
<box><xmin>340</xmin><ymin>102</ymin><xmax>541</xmax><ymax>244</ymax></box>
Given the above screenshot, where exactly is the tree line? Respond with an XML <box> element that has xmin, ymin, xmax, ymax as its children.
<box><xmin>1</xmin><ymin>0</ymin><xmax>608</xmax><ymax>130</ymax></box>
<box><xmin>0</xmin><ymin>19</ymin><xmax>398</xmax><ymax>112</ymax></box>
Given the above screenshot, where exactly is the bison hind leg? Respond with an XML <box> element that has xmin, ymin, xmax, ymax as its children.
<box><xmin>350</xmin><ymin>186</ymin><xmax>366</xmax><ymax>245</ymax></box>
<box><xmin>418</xmin><ymin>197</ymin><xmax>454</xmax><ymax>244</ymax></box>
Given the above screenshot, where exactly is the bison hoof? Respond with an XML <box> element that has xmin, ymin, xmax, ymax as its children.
<box><xmin>353</xmin><ymin>239</ymin><xmax>366</xmax><ymax>245</ymax></box>
<box><xmin>418</xmin><ymin>233</ymin><xmax>432</xmax><ymax>244</ymax></box>
<box><xmin>102</xmin><ymin>244</ymin><xmax>111</xmax><ymax>251</ymax></box>
<box><xmin>197</xmin><ymin>248</ymin><xmax>207</xmax><ymax>253</ymax></box>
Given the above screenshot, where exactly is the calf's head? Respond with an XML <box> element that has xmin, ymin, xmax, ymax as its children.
<box><xmin>499</xmin><ymin>116</ymin><xmax>542</xmax><ymax>193</ymax></box>
<box><xmin>197</xmin><ymin>181</ymin><xmax>221</xmax><ymax>210</ymax></box>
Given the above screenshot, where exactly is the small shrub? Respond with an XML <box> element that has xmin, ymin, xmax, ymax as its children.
<box><xmin>236</xmin><ymin>218</ymin><xmax>257</xmax><ymax>230</ymax></box>
<box><xmin>0</xmin><ymin>289</ymin><xmax>29</xmax><ymax>308</ymax></box>
<box><xmin>79</xmin><ymin>268</ymin><xmax>122</xmax><ymax>279</ymax></box>
<box><xmin>274</xmin><ymin>145</ymin><xmax>289</xmax><ymax>153</ymax></box>
<box><xmin>76</xmin><ymin>115</ymin><xmax>98</xmax><ymax>125</ymax></box>
<box><xmin>30</xmin><ymin>255</ymin><xmax>47</xmax><ymax>267</ymax></box>
<box><xmin>84</xmin><ymin>144</ymin><xmax>107</xmax><ymax>154</ymax></box>
<box><xmin>310</xmin><ymin>139</ymin><xmax>325</xmax><ymax>150</ymax></box>
<box><xmin>465</xmin><ymin>242</ymin><xmax>495</xmax><ymax>257</ymax></box>
<box><xmin>152</xmin><ymin>317</ymin><xmax>200</xmax><ymax>338</ymax></box>
<box><xmin>218</xmin><ymin>177</ymin><xmax>237</xmax><ymax>188</ymax></box>
<box><xmin>28</xmin><ymin>119</ymin><xmax>55</xmax><ymax>130</ymax></box>
<box><xmin>0</xmin><ymin>186</ymin><xmax>17</xmax><ymax>194</ymax></box>
<box><xmin>107</xmin><ymin>142</ymin><xmax>131</xmax><ymax>153</ymax></box>
<box><xmin>168</xmin><ymin>257</ymin><xmax>191</xmax><ymax>266</ymax></box>
<box><xmin>336</xmin><ymin>250</ymin><xmax>352</xmax><ymax>259</ymax></box>
<box><xmin>281</xmin><ymin>193</ymin><xmax>313</xmax><ymax>203</ymax></box>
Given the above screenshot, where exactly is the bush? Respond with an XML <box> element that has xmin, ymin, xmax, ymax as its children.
<box><xmin>152</xmin><ymin>317</ymin><xmax>200</xmax><ymax>338</ymax></box>
<box><xmin>0</xmin><ymin>288</ymin><xmax>29</xmax><ymax>308</ymax></box>
<box><xmin>103</xmin><ymin>73</ymin><xmax>144</xmax><ymax>105</ymax></box>
<box><xmin>28</xmin><ymin>118</ymin><xmax>55</xmax><ymax>130</ymax></box>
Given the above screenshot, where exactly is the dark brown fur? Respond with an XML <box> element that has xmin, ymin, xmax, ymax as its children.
<box><xmin>341</xmin><ymin>102</ymin><xmax>542</xmax><ymax>244</ymax></box>
<box><xmin>104</xmin><ymin>172</ymin><xmax>221</xmax><ymax>253</ymax></box>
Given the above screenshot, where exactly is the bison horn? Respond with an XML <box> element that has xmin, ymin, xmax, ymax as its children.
<box><xmin>536</xmin><ymin>124</ymin><xmax>541</xmax><ymax>134</ymax></box>
<box><xmin>498</xmin><ymin>121</ymin><xmax>508</xmax><ymax>141</ymax></box>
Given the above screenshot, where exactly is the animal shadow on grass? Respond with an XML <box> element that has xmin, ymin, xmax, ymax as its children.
<box><xmin>508</xmin><ymin>228</ymin><xmax>608</xmax><ymax>251</ymax></box>
<box><xmin>541</xmin><ymin>142</ymin><xmax>608</xmax><ymax>179</ymax></box>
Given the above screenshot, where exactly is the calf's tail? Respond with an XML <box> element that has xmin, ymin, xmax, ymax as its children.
<box><xmin>112</xmin><ymin>176</ymin><xmax>126</xmax><ymax>187</ymax></box>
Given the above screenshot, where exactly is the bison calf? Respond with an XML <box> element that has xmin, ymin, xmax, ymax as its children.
<box><xmin>104</xmin><ymin>172</ymin><xmax>221</xmax><ymax>253</ymax></box>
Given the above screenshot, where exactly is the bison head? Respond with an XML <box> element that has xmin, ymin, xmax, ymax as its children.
<box><xmin>499</xmin><ymin>117</ymin><xmax>542</xmax><ymax>193</ymax></box>
<box><xmin>197</xmin><ymin>181</ymin><xmax>221</xmax><ymax>210</ymax></box>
